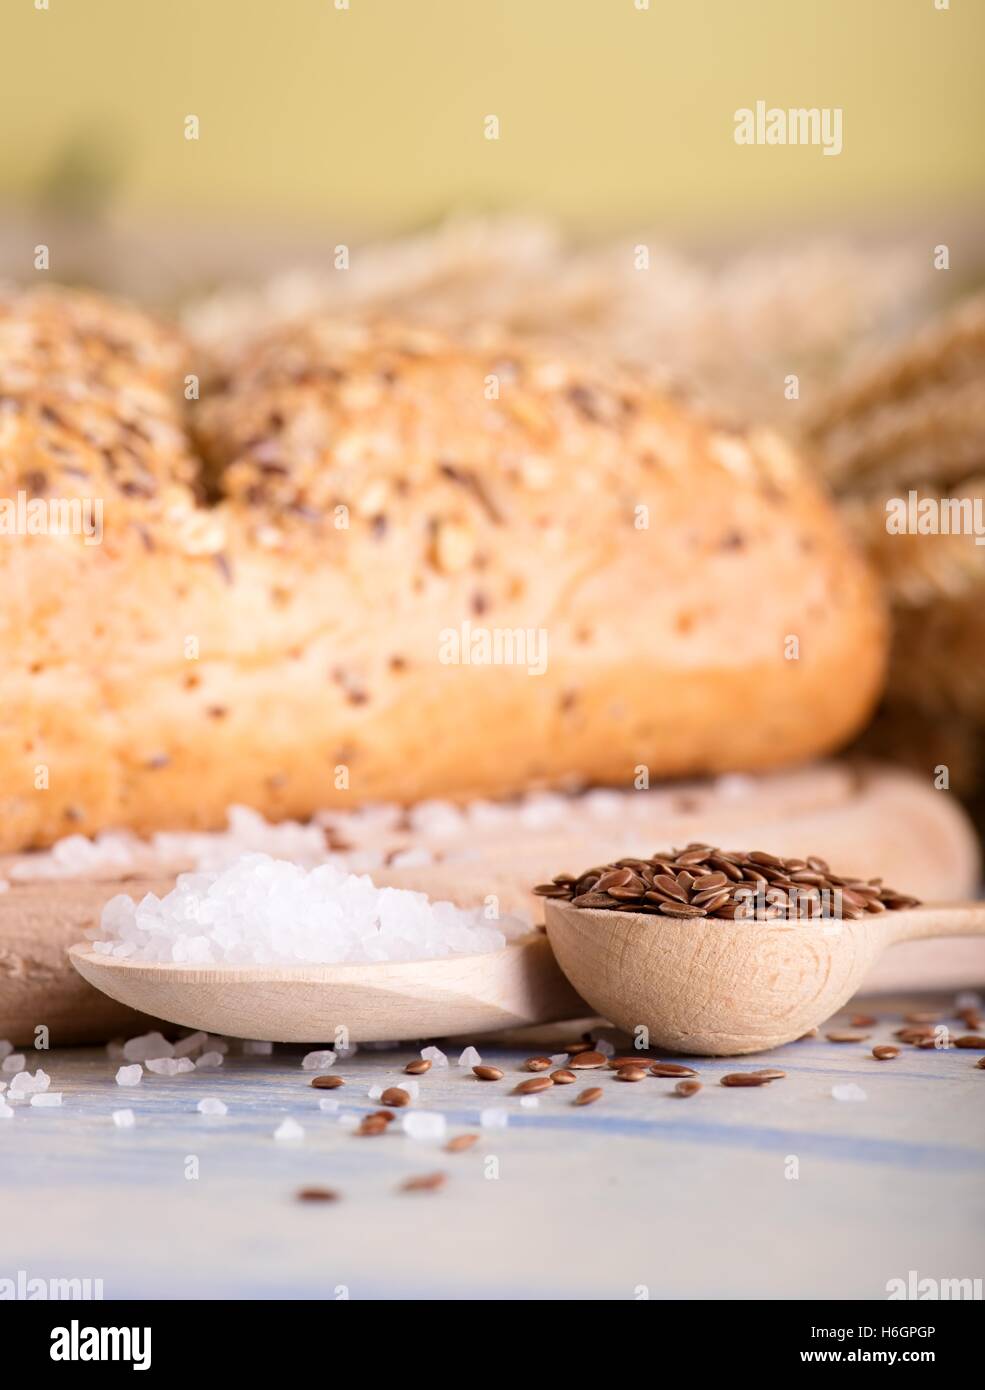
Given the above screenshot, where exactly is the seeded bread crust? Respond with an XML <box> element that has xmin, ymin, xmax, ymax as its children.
<box><xmin>0</xmin><ymin>292</ymin><xmax>887</xmax><ymax>852</ymax></box>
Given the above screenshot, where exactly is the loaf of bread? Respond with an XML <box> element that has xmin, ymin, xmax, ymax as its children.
<box><xmin>0</xmin><ymin>288</ymin><xmax>886</xmax><ymax>852</ymax></box>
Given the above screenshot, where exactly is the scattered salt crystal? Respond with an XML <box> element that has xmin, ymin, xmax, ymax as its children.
<box><xmin>457</xmin><ymin>1046</ymin><xmax>482</xmax><ymax>1068</ymax></box>
<box><xmin>302</xmin><ymin>1050</ymin><xmax>335</xmax><ymax>1071</ymax></box>
<box><xmin>146</xmin><ymin>1057</ymin><xmax>183</xmax><ymax>1076</ymax></box>
<box><xmin>274</xmin><ymin>1118</ymin><xmax>304</xmax><ymax>1141</ymax></box>
<box><xmin>197</xmin><ymin>1098</ymin><xmax>228</xmax><ymax>1115</ymax></box>
<box><xmin>421</xmin><ymin>1046</ymin><xmax>447</xmax><ymax>1068</ymax></box>
<box><xmin>112</xmin><ymin>1110</ymin><xmax>136</xmax><ymax>1128</ymax></box>
<box><xmin>204</xmin><ymin>1036</ymin><xmax>230</xmax><ymax>1055</ymax></box>
<box><xmin>519</xmin><ymin>1096</ymin><xmax>539</xmax><ymax>1109</ymax></box>
<box><xmin>31</xmin><ymin>1092</ymin><xmax>62</xmax><ymax>1107</ymax></box>
<box><xmin>399</xmin><ymin>1078</ymin><xmax>420</xmax><ymax>1100</ymax></box>
<box><xmin>337</xmin><ymin>1113</ymin><xmax>360</xmax><ymax>1130</ymax></box>
<box><xmin>0</xmin><ymin>1040</ymin><xmax>12</xmax><ymax>1059</ymax></box>
<box><xmin>115</xmin><ymin>1065</ymin><xmax>142</xmax><ymax>1087</ymax></box>
<box><xmin>480</xmin><ymin>1107</ymin><xmax>509</xmax><ymax>1129</ymax></box>
<box><xmin>832</xmin><ymin>1084</ymin><xmax>867</xmax><ymax>1102</ymax></box>
<box><xmin>549</xmin><ymin>1053</ymin><xmax>569</xmax><ymax>1066</ymax></box>
<box><xmin>0</xmin><ymin>1104</ymin><xmax>13</xmax><ymax>1119</ymax></box>
<box><xmin>367</xmin><ymin>1085</ymin><xmax>384</xmax><ymax>1101</ymax></box>
<box><xmin>10</xmin><ymin>1068</ymin><xmax>49</xmax><ymax>1095</ymax></box>
<box><xmin>334</xmin><ymin>1043</ymin><xmax>359</xmax><ymax>1059</ymax></box>
<box><xmin>595</xmin><ymin>1040</ymin><xmax>615</xmax><ymax>1057</ymax></box>
<box><xmin>242</xmin><ymin>1041</ymin><xmax>273</xmax><ymax>1055</ymax></box>
<box><xmin>401</xmin><ymin>1111</ymin><xmax>447</xmax><ymax>1141</ymax></box>
<box><xmin>123</xmin><ymin>1032</ymin><xmax>174</xmax><ymax>1062</ymax></box>
<box><xmin>2</xmin><ymin>1055</ymin><xmax>25</xmax><ymax>1074</ymax></box>
<box><xmin>195</xmin><ymin>1052</ymin><xmax>224</xmax><ymax>1070</ymax></box>
<box><xmin>174</xmin><ymin>1058</ymin><xmax>195</xmax><ymax>1074</ymax></box>
<box><xmin>318</xmin><ymin>1097</ymin><xmax>341</xmax><ymax>1113</ymax></box>
<box><xmin>172</xmin><ymin>1031</ymin><xmax>208</xmax><ymax>1058</ymax></box>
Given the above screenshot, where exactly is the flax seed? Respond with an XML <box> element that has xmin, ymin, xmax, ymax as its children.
<box><xmin>311</xmin><ymin>1074</ymin><xmax>344</xmax><ymax>1089</ymax></box>
<box><xmin>400</xmin><ymin>1172</ymin><xmax>447</xmax><ymax>1193</ymax></box>
<box><xmin>750</xmin><ymin>1069</ymin><xmax>785</xmax><ymax>1081</ymax></box>
<box><xmin>720</xmin><ymin>1073</ymin><xmax>771</xmax><ymax>1087</ymax></box>
<box><xmin>404</xmin><ymin>1059</ymin><xmax>431</xmax><ymax>1075</ymax></box>
<box><xmin>473</xmin><ymin>1064</ymin><xmax>504</xmax><ymax>1081</ymax></box>
<box><xmin>826</xmin><ymin>1031</ymin><xmax>871</xmax><ymax>1043</ymax></box>
<box><xmin>674</xmin><ymin>1080</ymin><xmax>702</xmax><ymax>1097</ymax></box>
<box><xmin>649</xmin><ymin>1062</ymin><xmax>698</xmax><ymax>1077</ymax></box>
<box><xmin>550</xmin><ymin>1069</ymin><xmax>577</xmax><ymax>1084</ymax></box>
<box><xmin>445</xmin><ymin>1133</ymin><xmax>479</xmax><ymax>1152</ymax></box>
<box><xmin>523</xmin><ymin>1056</ymin><xmax>552</xmax><ymax>1072</ymax></box>
<box><xmin>296</xmin><ymin>1187</ymin><xmax>339</xmax><ymax>1202</ymax></box>
<box><xmin>515</xmin><ymin>1076</ymin><xmax>553</xmax><ymax>1095</ymax></box>
<box><xmin>850</xmin><ymin>1014</ymin><xmax>877</xmax><ymax>1028</ymax></box>
<box><xmin>357</xmin><ymin>1115</ymin><xmax>390</xmax><ymax>1135</ymax></box>
<box><xmin>569</xmin><ymin>1051</ymin><xmax>606</xmax><ymax>1068</ymax></box>
<box><xmin>954</xmin><ymin>1035</ymin><xmax>985</xmax><ymax>1049</ymax></box>
<box><xmin>607</xmin><ymin>1055</ymin><xmax>652</xmax><ymax>1069</ymax></box>
<box><xmin>574</xmin><ymin>1086</ymin><xmax>603</xmax><ymax>1106</ymax></box>
<box><xmin>381</xmin><ymin>1087</ymin><xmax>410</xmax><ymax>1107</ymax></box>
<box><xmin>615</xmin><ymin>1066</ymin><xmax>647</xmax><ymax>1082</ymax></box>
<box><xmin>872</xmin><ymin>1045</ymin><xmax>900</xmax><ymax>1060</ymax></box>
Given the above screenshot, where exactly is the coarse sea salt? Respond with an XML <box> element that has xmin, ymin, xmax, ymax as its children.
<box><xmin>173</xmin><ymin>1031</ymin><xmax>208</xmax><ymax>1058</ymax></box>
<box><xmin>480</xmin><ymin>1107</ymin><xmax>509</xmax><ymax>1129</ymax></box>
<box><xmin>421</xmin><ymin>1046</ymin><xmax>448</xmax><ymax>1068</ymax></box>
<box><xmin>115</xmin><ymin>1065</ymin><xmax>143</xmax><ymax>1087</ymax></box>
<box><xmin>146</xmin><ymin>1058</ymin><xmax>185</xmax><ymax>1076</ymax></box>
<box><xmin>0</xmin><ymin>1040</ymin><xmax>12</xmax><ymax>1059</ymax></box>
<box><xmin>832</xmin><ymin>1083</ymin><xmax>867</xmax><ymax>1102</ymax></box>
<box><xmin>10</xmin><ymin>1069</ymin><xmax>49</xmax><ymax>1096</ymax></box>
<box><xmin>457</xmin><ymin>1046</ymin><xmax>482</xmax><ymax>1068</ymax></box>
<box><xmin>302</xmin><ymin>1050</ymin><xmax>335</xmax><ymax>1071</ymax></box>
<box><xmin>399</xmin><ymin>1078</ymin><xmax>420</xmax><ymax>1101</ymax></box>
<box><xmin>89</xmin><ymin>853</ymin><xmax>523</xmax><ymax>965</ymax></box>
<box><xmin>123</xmin><ymin>1032</ymin><xmax>174</xmax><ymax>1063</ymax></box>
<box><xmin>195</xmin><ymin>1052</ymin><xmax>224</xmax><ymax>1070</ymax></box>
<box><xmin>31</xmin><ymin>1093</ymin><xmax>62</xmax><ymax>1108</ymax></box>
<box><xmin>401</xmin><ymin>1111</ymin><xmax>447</xmax><ymax>1141</ymax></box>
<box><xmin>0</xmin><ymin>1104</ymin><xmax>13</xmax><ymax>1119</ymax></box>
<box><xmin>243</xmin><ymin>1041</ymin><xmax>274</xmax><ymax>1056</ymax></box>
<box><xmin>519</xmin><ymin>1096</ymin><xmax>539</xmax><ymax>1109</ymax></box>
<box><xmin>318</xmin><ymin>1097</ymin><xmax>341</xmax><ymax>1113</ymax></box>
<box><xmin>197</xmin><ymin>1098</ymin><xmax>227</xmax><ymax>1116</ymax></box>
<box><xmin>112</xmin><ymin>1110</ymin><xmax>136</xmax><ymax>1128</ymax></box>
<box><xmin>2</xmin><ymin>1055</ymin><xmax>25</xmax><ymax>1074</ymax></box>
<box><xmin>274</xmin><ymin>1118</ymin><xmax>304</xmax><ymax>1141</ymax></box>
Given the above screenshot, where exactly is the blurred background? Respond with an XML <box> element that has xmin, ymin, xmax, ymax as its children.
<box><xmin>2</xmin><ymin>0</ymin><xmax>985</xmax><ymax>818</ymax></box>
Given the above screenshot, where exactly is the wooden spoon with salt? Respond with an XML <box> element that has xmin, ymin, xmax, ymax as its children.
<box><xmin>543</xmin><ymin>900</ymin><xmax>985</xmax><ymax>1055</ymax></box>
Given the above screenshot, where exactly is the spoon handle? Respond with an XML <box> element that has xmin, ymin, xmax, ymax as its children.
<box><xmin>884</xmin><ymin>902</ymin><xmax>985</xmax><ymax>945</ymax></box>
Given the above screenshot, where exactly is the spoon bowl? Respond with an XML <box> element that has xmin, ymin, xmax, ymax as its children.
<box><xmin>69</xmin><ymin>933</ymin><xmax>584</xmax><ymax>1043</ymax></box>
<box><xmin>544</xmin><ymin>900</ymin><xmax>985</xmax><ymax>1055</ymax></box>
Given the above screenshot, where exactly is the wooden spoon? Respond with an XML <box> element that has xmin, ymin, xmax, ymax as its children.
<box><xmin>544</xmin><ymin>900</ymin><xmax>985</xmax><ymax>1056</ymax></box>
<box><xmin>68</xmin><ymin>934</ymin><xmax>583</xmax><ymax>1043</ymax></box>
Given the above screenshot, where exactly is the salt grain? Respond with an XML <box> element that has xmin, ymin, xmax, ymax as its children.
<box><xmin>399</xmin><ymin>1078</ymin><xmax>420</xmax><ymax>1100</ymax></box>
<box><xmin>195</xmin><ymin>1052</ymin><xmax>224</xmax><ymax>1070</ymax></box>
<box><xmin>318</xmin><ymin>1097</ymin><xmax>341</xmax><ymax>1113</ymax></box>
<box><xmin>457</xmin><ymin>1046</ymin><xmax>482</xmax><ymax>1068</ymax></box>
<box><xmin>123</xmin><ymin>1032</ymin><xmax>174</xmax><ymax>1063</ymax></box>
<box><xmin>112</xmin><ymin>1110</ymin><xmax>136</xmax><ymax>1128</ymax></box>
<box><xmin>31</xmin><ymin>1093</ymin><xmax>62</xmax><ymax>1107</ymax></box>
<box><xmin>421</xmin><ymin>1046</ymin><xmax>448</xmax><ymax>1068</ymax></box>
<box><xmin>302</xmin><ymin>1050</ymin><xmax>335</xmax><ymax>1071</ymax></box>
<box><xmin>519</xmin><ymin>1096</ymin><xmax>539</xmax><ymax>1109</ymax></box>
<box><xmin>337</xmin><ymin>1113</ymin><xmax>360</xmax><ymax>1130</ymax></box>
<box><xmin>0</xmin><ymin>1041</ymin><xmax>12</xmax><ymax>1059</ymax></box>
<box><xmin>115</xmin><ymin>1065</ymin><xmax>143</xmax><ymax>1087</ymax></box>
<box><xmin>480</xmin><ymin>1107</ymin><xmax>509</xmax><ymax>1129</ymax></box>
<box><xmin>832</xmin><ymin>1083</ymin><xmax>867</xmax><ymax>1102</ymax></box>
<box><xmin>549</xmin><ymin>1053</ymin><xmax>569</xmax><ymax>1066</ymax></box>
<box><xmin>367</xmin><ymin>1085</ymin><xmax>384</xmax><ymax>1100</ymax></box>
<box><xmin>172</xmin><ymin>1031</ymin><xmax>208</xmax><ymax>1058</ymax></box>
<box><xmin>2</xmin><ymin>1055</ymin><xmax>25</xmax><ymax>1074</ymax></box>
<box><xmin>274</xmin><ymin>1118</ymin><xmax>304</xmax><ymax>1141</ymax></box>
<box><xmin>242</xmin><ymin>1041</ymin><xmax>273</xmax><ymax>1055</ymax></box>
<box><xmin>146</xmin><ymin>1058</ymin><xmax>184</xmax><ymax>1076</ymax></box>
<box><xmin>0</xmin><ymin>1104</ymin><xmax>13</xmax><ymax>1119</ymax></box>
<box><xmin>10</xmin><ymin>1069</ymin><xmax>49</xmax><ymax>1095</ymax></box>
<box><xmin>401</xmin><ymin>1111</ymin><xmax>447</xmax><ymax>1141</ymax></box>
<box><xmin>197</xmin><ymin>1098</ymin><xmax>228</xmax><ymax>1115</ymax></box>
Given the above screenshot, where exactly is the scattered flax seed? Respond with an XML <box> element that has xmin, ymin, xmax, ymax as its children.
<box><xmin>607</xmin><ymin>1055</ymin><xmax>653</xmax><ymax>1070</ymax></box>
<box><xmin>550</xmin><ymin>1069</ymin><xmax>577</xmax><ymax>1084</ymax></box>
<box><xmin>897</xmin><ymin>1026</ymin><xmax>934</xmax><ymax>1043</ymax></box>
<box><xmin>515</xmin><ymin>1076</ymin><xmax>553</xmax><ymax>1095</ymax></box>
<box><xmin>446</xmin><ymin>1133</ymin><xmax>479</xmax><ymax>1152</ymax></box>
<box><xmin>574</xmin><ymin>1087</ymin><xmax>603</xmax><ymax>1106</ymax></box>
<box><xmin>873</xmin><ymin>1045</ymin><xmax>900</xmax><ymax>1060</ymax></box>
<box><xmin>357</xmin><ymin>1115</ymin><xmax>390</xmax><ymax>1136</ymax></box>
<box><xmin>674</xmin><ymin>1080</ymin><xmax>702</xmax><ymax>1097</ymax></box>
<box><xmin>311</xmin><ymin>1074</ymin><xmax>344</xmax><ymax>1089</ymax></box>
<box><xmin>473</xmin><ymin>1065</ymin><xmax>504</xmax><ymax>1081</ymax></box>
<box><xmin>976</xmin><ymin>1058</ymin><xmax>985</xmax><ymax>1070</ymax></box>
<box><xmin>524</xmin><ymin>1057</ymin><xmax>552</xmax><ymax>1072</ymax></box>
<box><xmin>368</xmin><ymin>1110</ymin><xmax>396</xmax><ymax>1123</ymax></box>
<box><xmin>850</xmin><ymin>1014</ymin><xmax>877</xmax><ymax>1028</ymax></box>
<box><xmin>381</xmin><ymin>1087</ymin><xmax>410</xmax><ymax>1107</ymax></box>
<box><xmin>404</xmin><ymin>1059</ymin><xmax>431</xmax><ymax>1075</ymax></box>
<box><xmin>649</xmin><ymin>1062</ymin><xmax>698</xmax><ymax>1078</ymax></box>
<box><xmin>720</xmin><ymin>1073</ymin><xmax>771</xmax><ymax>1087</ymax></box>
<box><xmin>826</xmin><ymin>1031</ymin><xmax>871</xmax><ymax>1043</ymax></box>
<box><xmin>904</xmin><ymin>1012</ymin><xmax>939</xmax><ymax>1024</ymax></box>
<box><xmin>296</xmin><ymin>1187</ymin><xmax>339</xmax><ymax>1203</ymax></box>
<box><xmin>750</xmin><ymin>1069</ymin><xmax>786</xmax><ymax>1081</ymax></box>
<box><xmin>562</xmin><ymin>1041</ymin><xmax>594</xmax><ymax>1055</ymax></box>
<box><xmin>954</xmin><ymin>1035</ymin><xmax>985</xmax><ymax>1049</ymax></box>
<box><xmin>615</xmin><ymin>1066</ymin><xmax>647</xmax><ymax>1082</ymax></box>
<box><xmin>401</xmin><ymin>1172</ymin><xmax>447</xmax><ymax>1193</ymax></box>
<box><xmin>569</xmin><ymin>1051</ymin><xmax>606</xmax><ymax>1069</ymax></box>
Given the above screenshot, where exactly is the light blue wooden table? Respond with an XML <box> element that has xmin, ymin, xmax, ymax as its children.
<box><xmin>2</xmin><ymin>996</ymin><xmax>983</xmax><ymax>1301</ymax></box>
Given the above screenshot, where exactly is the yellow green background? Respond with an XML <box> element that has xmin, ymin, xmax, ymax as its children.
<box><xmin>1</xmin><ymin>0</ymin><xmax>982</xmax><ymax>230</ymax></box>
